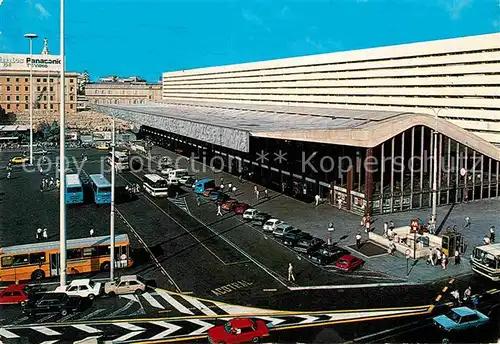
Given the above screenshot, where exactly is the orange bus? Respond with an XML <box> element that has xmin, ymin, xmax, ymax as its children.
<box><xmin>0</xmin><ymin>234</ymin><xmax>133</xmax><ymax>282</ymax></box>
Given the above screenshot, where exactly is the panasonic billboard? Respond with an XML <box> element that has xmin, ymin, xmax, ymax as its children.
<box><xmin>0</xmin><ymin>53</ymin><xmax>62</xmax><ymax>72</ymax></box>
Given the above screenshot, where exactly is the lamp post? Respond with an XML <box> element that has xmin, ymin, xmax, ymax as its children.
<box><xmin>24</xmin><ymin>33</ymin><xmax>38</xmax><ymax>166</ymax></box>
<box><xmin>59</xmin><ymin>0</ymin><xmax>67</xmax><ymax>287</ymax></box>
<box><xmin>431</xmin><ymin>109</ymin><xmax>441</xmax><ymax>226</ymax></box>
<box><xmin>110</xmin><ymin>116</ymin><xmax>116</xmax><ymax>280</ymax></box>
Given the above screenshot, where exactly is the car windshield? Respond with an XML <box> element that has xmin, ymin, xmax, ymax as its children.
<box><xmin>137</xmin><ymin>276</ymin><xmax>146</xmax><ymax>284</ymax></box>
<box><xmin>446</xmin><ymin>310</ymin><xmax>461</xmax><ymax>323</ymax></box>
<box><xmin>88</xmin><ymin>280</ymin><xmax>94</xmax><ymax>288</ymax></box>
<box><xmin>264</xmin><ymin>221</ymin><xmax>273</xmax><ymax>226</ymax></box>
<box><xmin>224</xmin><ymin>322</ymin><xmax>233</xmax><ymax>334</ymax></box>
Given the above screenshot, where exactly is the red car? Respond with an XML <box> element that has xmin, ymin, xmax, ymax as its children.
<box><xmin>233</xmin><ymin>202</ymin><xmax>250</xmax><ymax>215</ymax></box>
<box><xmin>0</xmin><ymin>284</ymin><xmax>29</xmax><ymax>305</ymax></box>
<box><xmin>208</xmin><ymin>318</ymin><xmax>269</xmax><ymax>344</ymax></box>
<box><xmin>334</xmin><ymin>254</ymin><xmax>364</xmax><ymax>272</ymax></box>
<box><xmin>221</xmin><ymin>199</ymin><xmax>238</xmax><ymax>211</ymax></box>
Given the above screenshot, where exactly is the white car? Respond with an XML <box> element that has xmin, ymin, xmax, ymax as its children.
<box><xmin>263</xmin><ymin>219</ymin><xmax>282</xmax><ymax>232</ymax></box>
<box><xmin>160</xmin><ymin>168</ymin><xmax>173</xmax><ymax>175</ymax></box>
<box><xmin>104</xmin><ymin>275</ymin><xmax>147</xmax><ymax>296</ymax></box>
<box><xmin>54</xmin><ymin>279</ymin><xmax>102</xmax><ymax>300</ymax></box>
<box><xmin>178</xmin><ymin>175</ymin><xmax>195</xmax><ymax>186</ymax></box>
<box><xmin>242</xmin><ymin>209</ymin><xmax>259</xmax><ymax>220</ymax></box>
<box><xmin>273</xmin><ymin>223</ymin><xmax>294</xmax><ymax>238</ymax></box>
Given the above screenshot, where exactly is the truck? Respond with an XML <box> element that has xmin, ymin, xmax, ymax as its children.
<box><xmin>193</xmin><ymin>178</ymin><xmax>216</xmax><ymax>194</ymax></box>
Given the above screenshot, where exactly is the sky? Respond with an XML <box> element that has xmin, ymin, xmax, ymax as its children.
<box><xmin>0</xmin><ymin>0</ymin><xmax>498</xmax><ymax>82</ymax></box>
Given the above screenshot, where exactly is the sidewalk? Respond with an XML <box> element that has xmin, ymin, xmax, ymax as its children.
<box><xmin>147</xmin><ymin>146</ymin><xmax>497</xmax><ymax>284</ymax></box>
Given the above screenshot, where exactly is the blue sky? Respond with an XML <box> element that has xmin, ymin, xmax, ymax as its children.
<box><xmin>0</xmin><ymin>0</ymin><xmax>498</xmax><ymax>81</ymax></box>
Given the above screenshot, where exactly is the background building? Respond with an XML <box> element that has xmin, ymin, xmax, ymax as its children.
<box><xmin>85</xmin><ymin>78</ymin><xmax>162</xmax><ymax>105</ymax></box>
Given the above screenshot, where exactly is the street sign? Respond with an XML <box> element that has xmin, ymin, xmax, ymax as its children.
<box><xmin>405</xmin><ymin>249</ymin><xmax>411</xmax><ymax>259</ymax></box>
<box><xmin>410</xmin><ymin>219</ymin><xmax>420</xmax><ymax>233</ymax></box>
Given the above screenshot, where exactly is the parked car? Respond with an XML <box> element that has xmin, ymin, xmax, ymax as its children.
<box><xmin>263</xmin><ymin>219</ymin><xmax>282</xmax><ymax>232</ymax></box>
<box><xmin>207</xmin><ymin>318</ymin><xmax>270</xmax><ymax>344</ymax></box>
<box><xmin>234</xmin><ymin>202</ymin><xmax>250</xmax><ymax>214</ymax></box>
<box><xmin>179</xmin><ymin>175</ymin><xmax>196</xmax><ymax>186</ymax></box>
<box><xmin>282</xmin><ymin>229</ymin><xmax>306</xmax><ymax>246</ymax></box>
<box><xmin>23</xmin><ymin>292</ymin><xmax>83</xmax><ymax>317</ymax></box>
<box><xmin>252</xmin><ymin>213</ymin><xmax>271</xmax><ymax>226</ymax></box>
<box><xmin>221</xmin><ymin>199</ymin><xmax>238</xmax><ymax>211</ymax></box>
<box><xmin>309</xmin><ymin>246</ymin><xmax>349</xmax><ymax>266</ymax></box>
<box><xmin>10</xmin><ymin>156</ymin><xmax>28</xmax><ymax>164</ymax></box>
<box><xmin>203</xmin><ymin>188</ymin><xmax>216</xmax><ymax>197</ymax></box>
<box><xmin>0</xmin><ymin>284</ymin><xmax>29</xmax><ymax>305</ymax></box>
<box><xmin>104</xmin><ymin>275</ymin><xmax>147</xmax><ymax>296</ymax></box>
<box><xmin>242</xmin><ymin>209</ymin><xmax>259</xmax><ymax>220</ymax></box>
<box><xmin>272</xmin><ymin>223</ymin><xmax>294</xmax><ymax>238</ymax></box>
<box><xmin>294</xmin><ymin>236</ymin><xmax>325</xmax><ymax>254</ymax></box>
<box><xmin>54</xmin><ymin>279</ymin><xmax>102</xmax><ymax>300</ymax></box>
<box><xmin>334</xmin><ymin>254</ymin><xmax>365</xmax><ymax>271</ymax></box>
<box><xmin>433</xmin><ymin>307</ymin><xmax>489</xmax><ymax>331</ymax></box>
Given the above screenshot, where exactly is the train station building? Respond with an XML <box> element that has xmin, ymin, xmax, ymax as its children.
<box><xmin>93</xmin><ymin>33</ymin><xmax>500</xmax><ymax>216</ymax></box>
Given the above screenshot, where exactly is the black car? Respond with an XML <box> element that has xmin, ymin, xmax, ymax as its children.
<box><xmin>308</xmin><ymin>246</ymin><xmax>350</xmax><ymax>266</ymax></box>
<box><xmin>23</xmin><ymin>292</ymin><xmax>83</xmax><ymax>317</ymax></box>
<box><xmin>251</xmin><ymin>213</ymin><xmax>271</xmax><ymax>226</ymax></box>
<box><xmin>294</xmin><ymin>236</ymin><xmax>325</xmax><ymax>254</ymax></box>
<box><xmin>282</xmin><ymin>230</ymin><xmax>307</xmax><ymax>246</ymax></box>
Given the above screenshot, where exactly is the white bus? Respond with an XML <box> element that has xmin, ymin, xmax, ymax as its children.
<box><xmin>167</xmin><ymin>169</ymin><xmax>188</xmax><ymax>185</ymax></box>
<box><xmin>471</xmin><ymin>243</ymin><xmax>500</xmax><ymax>281</ymax></box>
<box><xmin>107</xmin><ymin>151</ymin><xmax>130</xmax><ymax>171</ymax></box>
<box><xmin>143</xmin><ymin>174</ymin><xmax>169</xmax><ymax>197</ymax></box>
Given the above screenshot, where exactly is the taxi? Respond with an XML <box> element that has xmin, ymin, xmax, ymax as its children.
<box><xmin>10</xmin><ymin>156</ymin><xmax>28</xmax><ymax>164</ymax></box>
<box><xmin>95</xmin><ymin>145</ymin><xmax>109</xmax><ymax>150</ymax></box>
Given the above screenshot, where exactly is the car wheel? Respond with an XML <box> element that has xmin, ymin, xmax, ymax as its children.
<box><xmin>61</xmin><ymin>309</ymin><xmax>68</xmax><ymax>316</ymax></box>
<box><xmin>31</xmin><ymin>269</ymin><xmax>45</xmax><ymax>281</ymax></box>
<box><xmin>20</xmin><ymin>301</ymin><xmax>26</xmax><ymax>307</ymax></box>
<box><xmin>134</xmin><ymin>289</ymin><xmax>143</xmax><ymax>295</ymax></box>
<box><xmin>88</xmin><ymin>294</ymin><xmax>95</xmax><ymax>300</ymax></box>
<box><xmin>252</xmin><ymin>337</ymin><xmax>261</xmax><ymax>343</ymax></box>
<box><xmin>100</xmin><ymin>262</ymin><xmax>111</xmax><ymax>272</ymax></box>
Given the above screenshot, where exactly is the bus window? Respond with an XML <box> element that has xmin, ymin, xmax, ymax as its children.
<box><xmin>29</xmin><ymin>252</ymin><xmax>46</xmax><ymax>265</ymax></box>
<box><xmin>83</xmin><ymin>247</ymin><xmax>98</xmax><ymax>257</ymax></box>
<box><xmin>100</xmin><ymin>187</ymin><xmax>112</xmax><ymax>193</ymax></box>
<box><xmin>13</xmin><ymin>254</ymin><xmax>29</xmax><ymax>266</ymax></box>
<box><xmin>67</xmin><ymin>249</ymin><xmax>82</xmax><ymax>260</ymax></box>
<box><xmin>98</xmin><ymin>245</ymin><xmax>111</xmax><ymax>256</ymax></box>
<box><xmin>1</xmin><ymin>256</ymin><xmax>13</xmax><ymax>267</ymax></box>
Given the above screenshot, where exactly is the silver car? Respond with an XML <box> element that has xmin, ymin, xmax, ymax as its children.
<box><xmin>272</xmin><ymin>223</ymin><xmax>294</xmax><ymax>238</ymax></box>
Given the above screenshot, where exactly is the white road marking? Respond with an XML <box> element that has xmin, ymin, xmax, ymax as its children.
<box><xmin>0</xmin><ymin>328</ymin><xmax>20</xmax><ymax>338</ymax></box>
<box><xmin>118</xmin><ymin>294</ymin><xmax>139</xmax><ymax>303</ymax></box>
<box><xmin>79</xmin><ymin>308</ymin><xmax>106</xmax><ymax>321</ymax></box>
<box><xmin>288</xmin><ymin>282</ymin><xmax>420</xmax><ymax>290</ymax></box>
<box><xmin>35</xmin><ymin>314</ymin><xmax>56</xmax><ymax>323</ymax></box>
<box><xmin>256</xmin><ymin>316</ymin><xmax>287</xmax><ymax>327</ymax></box>
<box><xmin>187</xmin><ymin>319</ymin><xmax>214</xmax><ymax>336</ymax></box>
<box><xmin>114</xmin><ymin>323</ymin><xmax>145</xmax><ymax>331</ymax></box>
<box><xmin>180</xmin><ymin>295</ymin><xmax>217</xmax><ymax>315</ymax></box>
<box><xmin>109</xmin><ymin>299</ymin><xmax>135</xmax><ymax>317</ymax></box>
<box><xmin>74</xmin><ymin>335</ymin><xmax>102</xmax><ymax>344</ymax></box>
<box><xmin>39</xmin><ymin>341</ymin><xmax>59</xmax><ymax>344</ymax></box>
<box><xmin>32</xmin><ymin>326</ymin><xmax>61</xmax><ymax>336</ymax></box>
<box><xmin>142</xmin><ymin>292</ymin><xmax>165</xmax><ymax>309</ymax></box>
<box><xmin>295</xmin><ymin>315</ymin><xmax>319</xmax><ymax>324</ymax></box>
<box><xmin>156</xmin><ymin>289</ymin><xmax>194</xmax><ymax>315</ymax></box>
<box><xmin>149</xmin><ymin>321</ymin><xmax>182</xmax><ymax>340</ymax></box>
<box><xmin>112</xmin><ymin>331</ymin><xmax>145</xmax><ymax>342</ymax></box>
<box><xmin>72</xmin><ymin>324</ymin><xmax>102</xmax><ymax>333</ymax></box>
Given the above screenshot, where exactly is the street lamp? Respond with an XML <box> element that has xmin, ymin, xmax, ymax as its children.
<box><xmin>59</xmin><ymin>0</ymin><xmax>67</xmax><ymax>287</ymax></box>
<box><xmin>24</xmin><ymin>33</ymin><xmax>38</xmax><ymax>166</ymax></box>
<box><xmin>110</xmin><ymin>116</ymin><xmax>116</xmax><ymax>281</ymax></box>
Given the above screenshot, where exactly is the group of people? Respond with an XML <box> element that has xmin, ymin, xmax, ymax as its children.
<box><xmin>427</xmin><ymin>247</ymin><xmax>460</xmax><ymax>270</ymax></box>
<box><xmin>483</xmin><ymin>226</ymin><xmax>496</xmax><ymax>245</ymax></box>
<box><xmin>36</xmin><ymin>227</ymin><xmax>49</xmax><ymax>241</ymax></box>
<box><xmin>40</xmin><ymin>175</ymin><xmax>59</xmax><ymax>192</ymax></box>
<box><xmin>125</xmin><ymin>183</ymin><xmax>140</xmax><ymax>199</ymax></box>
<box><xmin>253</xmin><ymin>184</ymin><xmax>268</xmax><ymax>201</ymax></box>
<box><xmin>5</xmin><ymin>162</ymin><xmax>13</xmax><ymax>179</ymax></box>
<box><xmin>450</xmin><ymin>285</ymin><xmax>478</xmax><ymax>308</ymax></box>
<box><xmin>219</xmin><ymin>177</ymin><xmax>237</xmax><ymax>195</ymax></box>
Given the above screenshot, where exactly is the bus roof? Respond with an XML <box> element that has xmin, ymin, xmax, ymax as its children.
<box><xmin>144</xmin><ymin>174</ymin><xmax>166</xmax><ymax>183</ymax></box>
<box><xmin>476</xmin><ymin>243</ymin><xmax>500</xmax><ymax>257</ymax></box>
<box><xmin>197</xmin><ymin>178</ymin><xmax>214</xmax><ymax>183</ymax></box>
<box><xmin>0</xmin><ymin>234</ymin><xmax>130</xmax><ymax>256</ymax></box>
<box><xmin>65</xmin><ymin>174</ymin><xmax>82</xmax><ymax>187</ymax></box>
<box><xmin>89</xmin><ymin>174</ymin><xmax>111</xmax><ymax>188</ymax></box>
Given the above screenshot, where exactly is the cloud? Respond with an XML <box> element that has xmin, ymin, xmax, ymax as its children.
<box><xmin>0</xmin><ymin>0</ymin><xmax>3</xmax><ymax>6</ymax></box>
<box><xmin>34</xmin><ymin>2</ymin><xmax>50</xmax><ymax>18</ymax></box>
<box><xmin>444</xmin><ymin>0</ymin><xmax>473</xmax><ymax>20</ymax></box>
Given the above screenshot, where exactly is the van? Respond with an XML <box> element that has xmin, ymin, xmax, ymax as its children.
<box><xmin>193</xmin><ymin>178</ymin><xmax>216</xmax><ymax>194</ymax></box>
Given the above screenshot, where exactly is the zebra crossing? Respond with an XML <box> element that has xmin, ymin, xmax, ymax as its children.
<box><xmin>168</xmin><ymin>197</ymin><xmax>191</xmax><ymax>214</ymax></box>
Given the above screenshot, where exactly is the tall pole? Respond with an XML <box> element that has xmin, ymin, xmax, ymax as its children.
<box><xmin>59</xmin><ymin>0</ymin><xmax>67</xmax><ymax>287</ymax></box>
<box><xmin>431</xmin><ymin>109</ymin><xmax>439</xmax><ymax>225</ymax></box>
<box><xmin>110</xmin><ymin>116</ymin><xmax>116</xmax><ymax>280</ymax></box>
<box><xmin>29</xmin><ymin>38</ymin><xmax>33</xmax><ymax>165</ymax></box>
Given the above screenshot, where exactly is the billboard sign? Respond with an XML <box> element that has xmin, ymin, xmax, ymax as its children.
<box><xmin>0</xmin><ymin>53</ymin><xmax>62</xmax><ymax>72</ymax></box>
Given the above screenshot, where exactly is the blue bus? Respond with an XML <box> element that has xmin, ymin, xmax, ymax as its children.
<box><xmin>89</xmin><ymin>174</ymin><xmax>112</xmax><ymax>204</ymax></box>
<box><xmin>65</xmin><ymin>174</ymin><xmax>84</xmax><ymax>204</ymax></box>
<box><xmin>193</xmin><ymin>178</ymin><xmax>215</xmax><ymax>194</ymax></box>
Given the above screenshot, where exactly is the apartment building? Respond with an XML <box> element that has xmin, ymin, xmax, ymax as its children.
<box><xmin>85</xmin><ymin>81</ymin><xmax>162</xmax><ymax>105</ymax></box>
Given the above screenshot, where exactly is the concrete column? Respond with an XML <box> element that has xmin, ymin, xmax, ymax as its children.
<box><xmin>488</xmin><ymin>157</ymin><xmax>492</xmax><ymax>199</ymax></box>
<box><xmin>390</xmin><ymin>137</ymin><xmax>395</xmax><ymax>212</ymax></box>
<box><xmin>472</xmin><ymin>150</ymin><xmax>476</xmax><ymax>200</ymax></box>
<box><xmin>447</xmin><ymin>138</ymin><xmax>451</xmax><ymax>204</ymax></box>
<box><xmin>497</xmin><ymin>161</ymin><xmax>499</xmax><ymax>198</ymax></box>
<box><xmin>456</xmin><ymin>142</ymin><xmax>460</xmax><ymax>203</ymax></box>
<box><xmin>365</xmin><ymin>147</ymin><xmax>374</xmax><ymax>217</ymax></box>
<box><xmin>420</xmin><ymin>126</ymin><xmax>424</xmax><ymax>208</ymax></box>
<box><xmin>400</xmin><ymin>132</ymin><xmax>405</xmax><ymax>211</ymax></box>
<box><xmin>410</xmin><ymin>127</ymin><xmax>415</xmax><ymax>209</ymax></box>
<box><xmin>464</xmin><ymin>147</ymin><xmax>468</xmax><ymax>201</ymax></box>
<box><xmin>380</xmin><ymin>142</ymin><xmax>385</xmax><ymax>213</ymax></box>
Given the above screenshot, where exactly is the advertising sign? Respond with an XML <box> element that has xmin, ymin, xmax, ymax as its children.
<box><xmin>92</xmin><ymin>131</ymin><xmax>112</xmax><ymax>141</ymax></box>
<box><xmin>0</xmin><ymin>53</ymin><xmax>62</xmax><ymax>72</ymax></box>
<box><xmin>410</xmin><ymin>219</ymin><xmax>420</xmax><ymax>233</ymax></box>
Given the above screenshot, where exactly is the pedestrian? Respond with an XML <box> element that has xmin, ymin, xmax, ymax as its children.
<box><xmin>365</xmin><ymin>218</ymin><xmax>371</xmax><ymax>233</ymax></box>
<box><xmin>388</xmin><ymin>242</ymin><xmax>396</xmax><ymax>255</ymax></box>
<box><xmin>451</xmin><ymin>289</ymin><xmax>461</xmax><ymax>306</ymax></box>
<box><xmin>89</xmin><ymin>228</ymin><xmax>94</xmax><ymax>237</ymax></box>
<box><xmin>216</xmin><ymin>204</ymin><xmax>222</xmax><ymax>216</ymax></box>
<box><xmin>196</xmin><ymin>195</ymin><xmax>201</xmax><ymax>206</ymax></box>
<box><xmin>232</xmin><ymin>185</ymin><xmax>237</xmax><ymax>194</ymax></box>
<box><xmin>56</xmin><ymin>179</ymin><xmax>60</xmax><ymax>188</ymax></box>
<box><xmin>228</xmin><ymin>182</ymin><xmax>232</xmax><ymax>191</ymax></box>
<box><xmin>253</xmin><ymin>185</ymin><xmax>258</xmax><ymax>194</ymax></box>
<box><xmin>441</xmin><ymin>254</ymin><xmax>447</xmax><ymax>270</ymax></box>
<box><xmin>220</xmin><ymin>184</ymin><xmax>224</xmax><ymax>192</ymax></box>
<box><xmin>315</xmin><ymin>194</ymin><xmax>320</xmax><ymax>206</ymax></box>
<box><xmin>40</xmin><ymin>180</ymin><xmax>44</xmax><ymax>192</ymax></box>
<box><xmin>281</xmin><ymin>182</ymin><xmax>286</xmax><ymax>194</ymax></box>
<box><xmin>288</xmin><ymin>263</ymin><xmax>295</xmax><ymax>281</ymax></box>
<box><xmin>454</xmin><ymin>249</ymin><xmax>461</xmax><ymax>265</ymax></box>
<box><xmin>484</xmin><ymin>235</ymin><xmax>491</xmax><ymax>245</ymax></box>
<box><xmin>42</xmin><ymin>228</ymin><xmax>48</xmax><ymax>240</ymax></box>
<box><xmin>436</xmin><ymin>249</ymin><xmax>442</xmax><ymax>266</ymax></box>
<box><xmin>383</xmin><ymin>222</ymin><xmax>388</xmax><ymax>237</ymax></box>
<box><xmin>36</xmin><ymin>227</ymin><xmax>42</xmax><ymax>241</ymax></box>
<box><xmin>256</xmin><ymin>189</ymin><xmax>260</xmax><ymax>201</ymax></box>
<box><xmin>464</xmin><ymin>216</ymin><xmax>470</xmax><ymax>229</ymax></box>
<box><xmin>264</xmin><ymin>188</ymin><xmax>269</xmax><ymax>199</ymax></box>
<box><xmin>463</xmin><ymin>286</ymin><xmax>472</xmax><ymax>303</ymax></box>
<box><xmin>6</xmin><ymin>167</ymin><xmax>11</xmax><ymax>179</ymax></box>
<box><xmin>490</xmin><ymin>226</ymin><xmax>496</xmax><ymax>243</ymax></box>
<box><xmin>361</xmin><ymin>215</ymin><xmax>366</xmax><ymax>227</ymax></box>
<box><xmin>356</xmin><ymin>232</ymin><xmax>362</xmax><ymax>249</ymax></box>
<box><xmin>39</xmin><ymin>167</ymin><xmax>43</xmax><ymax>176</ymax></box>
<box><xmin>220</xmin><ymin>176</ymin><xmax>224</xmax><ymax>185</ymax></box>
<box><xmin>239</xmin><ymin>174</ymin><xmax>243</xmax><ymax>183</ymax></box>
<box><xmin>389</xmin><ymin>220</ymin><xmax>395</xmax><ymax>230</ymax></box>
<box><xmin>428</xmin><ymin>247</ymin><xmax>435</xmax><ymax>265</ymax></box>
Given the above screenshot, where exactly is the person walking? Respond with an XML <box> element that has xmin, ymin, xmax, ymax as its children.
<box><xmin>365</xmin><ymin>217</ymin><xmax>371</xmax><ymax>233</ymax></box>
<box><xmin>356</xmin><ymin>232</ymin><xmax>362</xmax><ymax>249</ymax></box>
<box><xmin>463</xmin><ymin>286</ymin><xmax>472</xmax><ymax>303</ymax></box>
<box><xmin>6</xmin><ymin>166</ymin><xmax>11</xmax><ymax>179</ymax></box>
<box><xmin>228</xmin><ymin>182</ymin><xmax>232</xmax><ymax>192</ymax></box>
<box><xmin>451</xmin><ymin>289</ymin><xmax>461</xmax><ymax>306</ymax></box>
<box><xmin>238</xmin><ymin>174</ymin><xmax>243</xmax><ymax>183</ymax></box>
<box><xmin>36</xmin><ymin>227</ymin><xmax>42</xmax><ymax>241</ymax></box>
<box><xmin>42</xmin><ymin>228</ymin><xmax>48</xmax><ymax>240</ymax></box>
<box><xmin>484</xmin><ymin>235</ymin><xmax>491</xmax><ymax>245</ymax></box>
<box><xmin>232</xmin><ymin>185</ymin><xmax>237</xmax><ymax>195</ymax></box>
<box><xmin>220</xmin><ymin>176</ymin><xmax>224</xmax><ymax>185</ymax></box>
<box><xmin>490</xmin><ymin>226</ymin><xmax>496</xmax><ymax>243</ymax></box>
<box><xmin>314</xmin><ymin>194</ymin><xmax>320</xmax><ymax>206</ymax></box>
<box><xmin>220</xmin><ymin>184</ymin><xmax>224</xmax><ymax>192</ymax></box>
<box><xmin>264</xmin><ymin>188</ymin><xmax>269</xmax><ymax>199</ymax></box>
<box><xmin>383</xmin><ymin>222</ymin><xmax>388</xmax><ymax>237</ymax></box>
<box><xmin>464</xmin><ymin>216</ymin><xmax>470</xmax><ymax>230</ymax></box>
<box><xmin>216</xmin><ymin>203</ymin><xmax>222</xmax><ymax>216</ymax></box>
<box><xmin>454</xmin><ymin>250</ymin><xmax>461</xmax><ymax>265</ymax></box>
<box><xmin>428</xmin><ymin>247</ymin><xmax>435</xmax><ymax>265</ymax></box>
<box><xmin>256</xmin><ymin>189</ymin><xmax>260</xmax><ymax>201</ymax></box>
<box><xmin>281</xmin><ymin>182</ymin><xmax>286</xmax><ymax>194</ymax></box>
<box><xmin>389</xmin><ymin>220</ymin><xmax>395</xmax><ymax>231</ymax></box>
<box><xmin>436</xmin><ymin>249</ymin><xmax>442</xmax><ymax>266</ymax></box>
<box><xmin>39</xmin><ymin>167</ymin><xmax>44</xmax><ymax>176</ymax></box>
<box><xmin>288</xmin><ymin>263</ymin><xmax>295</xmax><ymax>281</ymax></box>
<box><xmin>441</xmin><ymin>254</ymin><xmax>447</xmax><ymax>270</ymax></box>
<box><xmin>89</xmin><ymin>228</ymin><xmax>95</xmax><ymax>237</ymax></box>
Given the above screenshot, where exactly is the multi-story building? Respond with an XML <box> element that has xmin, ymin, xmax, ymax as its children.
<box><xmin>85</xmin><ymin>81</ymin><xmax>162</xmax><ymax>105</ymax></box>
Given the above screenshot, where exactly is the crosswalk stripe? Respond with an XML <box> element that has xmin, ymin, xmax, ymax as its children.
<box><xmin>0</xmin><ymin>328</ymin><xmax>20</xmax><ymax>338</ymax></box>
<box><xmin>114</xmin><ymin>323</ymin><xmax>144</xmax><ymax>331</ymax></box>
<box><xmin>39</xmin><ymin>341</ymin><xmax>58</xmax><ymax>344</ymax></box>
<box><xmin>187</xmin><ymin>319</ymin><xmax>215</xmax><ymax>336</ymax></box>
<box><xmin>32</xmin><ymin>326</ymin><xmax>61</xmax><ymax>336</ymax></box>
<box><xmin>156</xmin><ymin>289</ymin><xmax>194</xmax><ymax>315</ymax></box>
<box><xmin>72</xmin><ymin>324</ymin><xmax>102</xmax><ymax>333</ymax></box>
<box><xmin>142</xmin><ymin>292</ymin><xmax>165</xmax><ymax>309</ymax></box>
<box><xmin>149</xmin><ymin>321</ymin><xmax>182</xmax><ymax>340</ymax></box>
<box><xmin>112</xmin><ymin>331</ymin><xmax>145</xmax><ymax>342</ymax></box>
<box><xmin>180</xmin><ymin>296</ymin><xmax>217</xmax><ymax>315</ymax></box>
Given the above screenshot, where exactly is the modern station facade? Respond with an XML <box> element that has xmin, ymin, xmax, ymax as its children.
<box><xmin>93</xmin><ymin>33</ymin><xmax>500</xmax><ymax>215</ymax></box>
